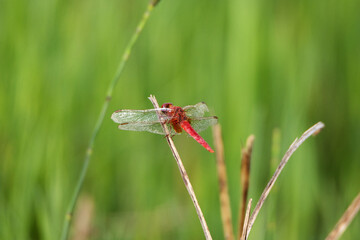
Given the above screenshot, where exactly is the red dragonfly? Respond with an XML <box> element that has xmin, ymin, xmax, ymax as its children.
<box><xmin>111</xmin><ymin>102</ymin><xmax>218</xmax><ymax>152</ymax></box>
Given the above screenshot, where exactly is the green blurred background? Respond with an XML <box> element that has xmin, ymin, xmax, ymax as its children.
<box><xmin>1</xmin><ymin>0</ymin><xmax>360</xmax><ymax>239</ymax></box>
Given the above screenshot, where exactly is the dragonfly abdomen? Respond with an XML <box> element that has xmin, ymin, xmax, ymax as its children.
<box><xmin>180</xmin><ymin>120</ymin><xmax>214</xmax><ymax>153</ymax></box>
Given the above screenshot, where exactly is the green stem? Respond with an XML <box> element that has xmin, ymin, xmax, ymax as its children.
<box><xmin>60</xmin><ymin>2</ymin><xmax>159</xmax><ymax>239</ymax></box>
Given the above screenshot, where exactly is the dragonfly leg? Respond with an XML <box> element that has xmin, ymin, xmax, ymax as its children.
<box><xmin>163</xmin><ymin>133</ymin><xmax>176</xmax><ymax>139</ymax></box>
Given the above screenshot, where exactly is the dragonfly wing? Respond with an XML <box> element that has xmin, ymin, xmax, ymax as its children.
<box><xmin>189</xmin><ymin>116</ymin><xmax>218</xmax><ymax>133</ymax></box>
<box><xmin>111</xmin><ymin>108</ymin><xmax>170</xmax><ymax>124</ymax></box>
<box><xmin>117</xmin><ymin>121</ymin><xmax>179</xmax><ymax>135</ymax></box>
<box><xmin>183</xmin><ymin>102</ymin><xmax>210</xmax><ymax>118</ymax></box>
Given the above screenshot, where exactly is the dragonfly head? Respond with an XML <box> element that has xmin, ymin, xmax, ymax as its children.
<box><xmin>161</xmin><ymin>103</ymin><xmax>173</xmax><ymax>109</ymax></box>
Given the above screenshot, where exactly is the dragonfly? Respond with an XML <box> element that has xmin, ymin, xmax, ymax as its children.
<box><xmin>111</xmin><ymin>102</ymin><xmax>218</xmax><ymax>152</ymax></box>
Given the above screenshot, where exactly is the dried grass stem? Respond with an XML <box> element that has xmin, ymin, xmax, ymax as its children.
<box><xmin>213</xmin><ymin>124</ymin><xmax>234</xmax><ymax>240</ymax></box>
<box><xmin>239</xmin><ymin>135</ymin><xmax>255</xmax><ymax>238</ymax></box>
<box><xmin>326</xmin><ymin>192</ymin><xmax>360</xmax><ymax>240</ymax></box>
<box><xmin>245</xmin><ymin>122</ymin><xmax>325</xmax><ymax>239</ymax></box>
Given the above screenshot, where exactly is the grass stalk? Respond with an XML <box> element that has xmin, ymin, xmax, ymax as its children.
<box><xmin>265</xmin><ymin>128</ymin><xmax>281</xmax><ymax>240</ymax></box>
<box><xmin>238</xmin><ymin>135</ymin><xmax>254</xmax><ymax>239</ymax></box>
<box><xmin>148</xmin><ymin>95</ymin><xmax>213</xmax><ymax>240</ymax></box>
<box><xmin>240</xmin><ymin>198</ymin><xmax>252</xmax><ymax>240</ymax></box>
<box><xmin>60</xmin><ymin>1</ymin><xmax>160</xmax><ymax>239</ymax></box>
<box><xmin>245</xmin><ymin>122</ymin><xmax>325</xmax><ymax>239</ymax></box>
<box><xmin>212</xmin><ymin>124</ymin><xmax>234</xmax><ymax>240</ymax></box>
<box><xmin>325</xmin><ymin>192</ymin><xmax>360</xmax><ymax>240</ymax></box>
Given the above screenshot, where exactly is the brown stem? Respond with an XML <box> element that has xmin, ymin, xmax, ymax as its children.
<box><xmin>238</xmin><ymin>135</ymin><xmax>255</xmax><ymax>239</ymax></box>
<box><xmin>240</xmin><ymin>199</ymin><xmax>252</xmax><ymax>240</ymax></box>
<box><xmin>213</xmin><ymin>124</ymin><xmax>234</xmax><ymax>240</ymax></box>
<box><xmin>245</xmin><ymin>122</ymin><xmax>325</xmax><ymax>239</ymax></box>
<box><xmin>325</xmin><ymin>192</ymin><xmax>360</xmax><ymax>240</ymax></box>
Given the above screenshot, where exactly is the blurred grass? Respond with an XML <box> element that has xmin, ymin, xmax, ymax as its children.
<box><xmin>1</xmin><ymin>0</ymin><xmax>360</xmax><ymax>239</ymax></box>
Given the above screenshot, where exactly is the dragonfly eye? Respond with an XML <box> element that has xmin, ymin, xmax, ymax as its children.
<box><xmin>161</xmin><ymin>103</ymin><xmax>173</xmax><ymax>109</ymax></box>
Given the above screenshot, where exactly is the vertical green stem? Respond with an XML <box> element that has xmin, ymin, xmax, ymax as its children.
<box><xmin>60</xmin><ymin>1</ymin><xmax>160</xmax><ymax>240</ymax></box>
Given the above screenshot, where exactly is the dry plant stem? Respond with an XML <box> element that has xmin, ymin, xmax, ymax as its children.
<box><xmin>326</xmin><ymin>192</ymin><xmax>360</xmax><ymax>240</ymax></box>
<box><xmin>245</xmin><ymin>121</ymin><xmax>325</xmax><ymax>239</ymax></box>
<box><xmin>240</xmin><ymin>199</ymin><xmax>252</xmax><ymax>240</ymax></box>
<box><xmin>71</xmin><ymin>195</ymin><xmax>94</xmax><ymax>240</ymax></box>
<box><xmin>238</xmin><ymin>135</ymin><xmax>255</xmax><ymax>239</ymax></box>
<box><xmin>212</xmin><ymin>124</ymin><xmax>234</xmax><ymax>240</ymax></box>
<box><xmin>148</xmin><ymin>95</ymin><xmax>212</xmax><ymax>240</ymax></box>
<box><xmin>60</xmin><ymin>2</ymin><xmax>159</xmax><ymax>240</ymax></box>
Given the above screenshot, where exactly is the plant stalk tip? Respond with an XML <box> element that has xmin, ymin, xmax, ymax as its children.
<box><xmin>151</xmin><ymin>0</ymin><xmax>161</xmax><ymax>7</ymax></box>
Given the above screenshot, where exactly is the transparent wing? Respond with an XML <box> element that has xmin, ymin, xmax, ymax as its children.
<box><xmin>111</xmin><ymin>108</ymin><xmax>171</xmax><ymax>124</ymax></box>
<box><xmin>117</xmin><ymin>121</ymin><xmax>179</xmax><ymax>135</ymax></box>
<box><xmin>190</xmin><ymin>116</ymin><xmax>218</xmax><ymax>133</ymax></box>
<box><xmin>183</xmin><ymin>102</ymin><xmax>210</xmax><ymax>118</ymax></box>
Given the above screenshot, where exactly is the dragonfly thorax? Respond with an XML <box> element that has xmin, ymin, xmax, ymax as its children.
<box><xmin>171</xmin><ymin>107</ymin><xmax>188</xmax><ymax>122</ymax></box>
<box><xmin>161</xmin><ymin>104</ymin><xmax>189</xmax><ymax>133</ymax></box>
<box><xmin>161</xmin><ymin>103</ymin><xmax>188</xmax><ymax>122</ymax></box>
